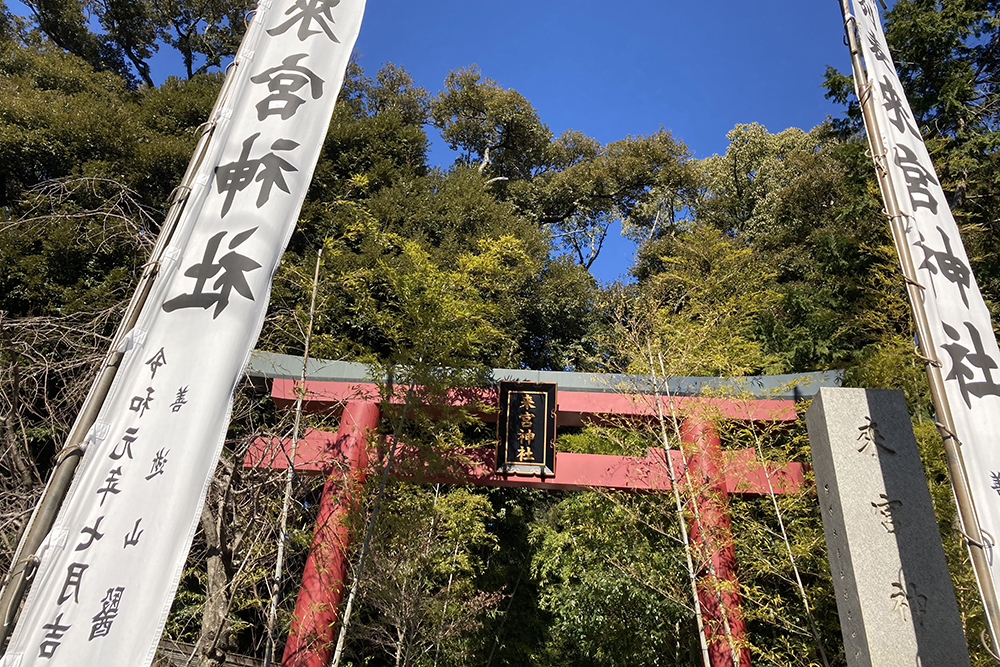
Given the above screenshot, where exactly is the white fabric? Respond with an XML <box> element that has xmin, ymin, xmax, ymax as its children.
<box><xmin>852</xmin><ymin>0</ymin><xmax>1000</xmax><ymax>608</ymax></box>
<box><xmin>4</xmin><ymin>1</ymin><xmax>365</xmax><ymax>664</ymax></box>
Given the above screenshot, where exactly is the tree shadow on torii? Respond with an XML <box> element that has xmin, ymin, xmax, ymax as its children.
<box><xmin>243</xmin><ymin>351</ymin><xmax>841</xmax><ymax>667</ymax></box>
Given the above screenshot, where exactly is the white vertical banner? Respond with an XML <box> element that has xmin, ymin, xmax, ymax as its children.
<box><xmin>1</xmin><ymin>1</ymin><xmax>365</xmax><ymax>665</ymax></box>
<box><xmin>852</xmin><ymin>0</ymin><xmax>1000</xmax><ymax>605</ymax></box>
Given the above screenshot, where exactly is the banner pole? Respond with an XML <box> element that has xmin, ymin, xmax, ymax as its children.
<box><xmin>836</xmin><ymin>0</ymin><xmax>1000</xmax><ymax>654</ymax></box>
<box><xmin>0</xmin><ymin>12</ymin><xmax>258</xmax><ymax>650</ymax></box>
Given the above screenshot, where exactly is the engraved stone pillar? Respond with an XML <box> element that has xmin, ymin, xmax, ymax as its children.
<box><xmin>805</xmin><ymin>388</ymin><xmax>970</xmax><ymax>667</ymax></box>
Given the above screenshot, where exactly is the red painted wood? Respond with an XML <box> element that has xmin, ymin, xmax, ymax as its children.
<box><xmin>246</xmin><ymin>435</ymin><xmax>806</xmax><ymax>496</ymax></box>
<box><xmin>268</xmin><ymin>378</ymin><xmax>797</xmax><ymax>424</ymax></box>
<box><xmin>683</xmin><ymin>417</ymin><xmax>751</xmax><ymax>667</ymax></box>
<box><xmin>281</xmin><ymin>401</ymin><xmax>379</xmax><ymax>667</ymax></box>
<box><xmin>258</xmin><ymin>378</ymin><xmax>806</xmax><ymax>667</ymax></box>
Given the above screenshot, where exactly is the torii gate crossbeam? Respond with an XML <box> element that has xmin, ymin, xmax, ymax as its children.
<box><xmin>242</xmin><ymin>353</ymin><xmax>836</xmax><ymax>667</ymax></box>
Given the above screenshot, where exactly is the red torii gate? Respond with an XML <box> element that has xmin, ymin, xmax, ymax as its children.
<box><xmin>244</xmin><ymin>355</ymin><xmax>834</xmax><ymax>667</ymax></box>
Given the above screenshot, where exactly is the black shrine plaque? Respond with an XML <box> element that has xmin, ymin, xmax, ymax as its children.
<box><xmin>496</xmin><ymin>381</ymin><xmax>557</xmax><ymax>476</ymax></box>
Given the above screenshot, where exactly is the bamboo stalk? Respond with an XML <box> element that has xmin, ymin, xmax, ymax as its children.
<box><xmin>264</xmin><ymin>246</ymin><xmax>323</xmax><ymax>667</ymax></box>
<box><xmin>645</xmin><ymin>341</ymin><xmax>712</xmax><ymax>667</ymax></box>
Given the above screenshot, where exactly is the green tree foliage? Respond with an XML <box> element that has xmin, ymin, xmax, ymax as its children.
<box><xmin>428</xmin><ymin>64</ymin><xmax>698</xmax><ymax>271</ymax></box>
<box><xmin>431</xmin><ymin>65</ymin><xmax>552</xmax><ymax>181</ymax></box>
<box><xmin>678</xmin><ymin>123</ymin><xmax>903</xmax><ymax>372</ymax></box>
<box><xmin>0</xmin><ymin>27</ymin><xmax>220</xmax><ymax>520</ymax></box>
<box><xmin>627</xmin><ymin>222</ymin><xmax>781</xmax><ymax>377</ymax></box>
<box><xmin>265</xmin><ymin>63</ymin><xmax>600</xmax><ymax>373</ymax></box>
<box><xmin>531</xmin><ymin>487</ymin><xmax>697</xmax><ymax>665</ymax></box>
<box><xmin>824</xmin><ymin>0</ymin><xmax>1000</xmax><ymax>321</ymax></box>
<box><xmin>18</xmin><ymin>0</ymin><xmax>252</xmax><ymax>86</ymax></box>
<box><xmin>0</xmin><ymin>35</ymin><xmax>221</xmax><ymax>315</ymax></box>
<box><xmin>523</xmin><ymin>129</ymin><xmax>696</xmax><ymax>270</ymax></box>
<box><xmin>342</xmin><ymin>484</ymin><xmax>501</xmax><ymax>667</ymax></box>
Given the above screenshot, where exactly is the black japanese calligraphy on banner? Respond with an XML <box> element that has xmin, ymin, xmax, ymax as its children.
<box><xmin>879</xmin><ymin>75</ymin><xmax>920</xmax><ymax>139</ymax></box>
<box><xmin>170</xmin><ymin>386</ymin><xmax>189</xmax><ymax>411</ymax></box>
<box><xmin>941</xmin><ymin>321</ymin><xmax>1000</xmax><ymax>408</ymax></box>
<box><xmin>162</xmin><ymin>227</ymin><xmax>262</xmax><ymax>317</ymax></box>
<box><xmin>146</xmin><ymin>449</ymin><xmax>169</xmax><ymax>480</ymax></box>
<box><xmin>496</xmin><ymin>381</ymin><xmax>557</xmax><ymax>476</ymax></box>
<box><xmin>96</xmin><ymin>467</ymin><xmax>123</xmax><ymax>506</ymax></box>
<box><xmin>2</xmin><ymin>1</ymin><xmax>367</xmax><ymax>665</ymax></box>
<box><xmin>57</xmin><ymin>563</ymin><xmax>87</xmax><ymax>605</ymax></box>
<box><xmin>893</xmin><ymin>143</ymin><xmax>939</xmax><ymax>214</ymax></box>
<box><xmin>89</xmin><ymin>587</ymin><xmax>124</xmax><ymax>640</ymax></box>
<box><xmin>856</xmin><ymin>0</ymin><xmax>877</xmax><ymax>24</ymax></box>
<box><xmin>867</xmin><ymin>31</ymin><xmax>890</xmax><ymax>66</ymax></box>
<box><xmin>915</xmin><ymin>227</ymin><xmax>972</xmax><ymax>307</ymax></box>
<box><xmin>268</xmin><ymin>0</ymin><xmax>342</xmax><ymax>42</ymax></box>
<box><xmin>124</xmin><ymin>520</ymin><xmax>143</xmax><ymax>548</ymax></box>
<box><xmin>38</xmin><ymin>613</ymin><xmax>71</xmax><ymax>658</ymax></box>
<box><xmin>128</xmin><ymin>387</ymin><xmax>154</xmax><ymax>417</ymax></box>
<box><xmin>215</xmin><ymin>136</ymin><xmax>299</xmax><ymax>217</ymax></box>
<box><xmin>145</xmin><ymin>348</ymin><xmax>166</xmax><ymax>379</ymax></box>
<box><xmin>76</xmin><ymin>517</ymin><xmax>105</xmax><ymax>551</ymax></box>
<box><xmin>109</xmin><ymin>427</ymin><xmax>138</xmax><ymax>460</ymax></box>
<box><xmin>251</xmin><ymin>54</ymin><xmax>325</xmax><ymax>120</ymax></box>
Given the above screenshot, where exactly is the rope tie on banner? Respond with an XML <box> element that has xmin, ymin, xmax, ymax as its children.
<box><xmin>873</xmin><ymin>149</ymin><xmax>891</xmax><ymax>171</ymax></box>
<box><xmin>934</xmin><ymin>421</ymin><xmax>962</xmax><ymax>444</ymax></box>
<box><xmin>982</xmin><ymin>528</ymin><xmax>996</xmax><ymax>558</ymax></box>
<box><xmin>959</xmin><ymin>526</ymin><xmax>986</xmax><ymax>549</ymax></box>
<box><xmin>0</xmin><ymin>555</ymin><xmax>38</xmax><ymax>593</ymax></box>
<box><xmin>21</xmin><ymin>555</ymin><xmax>38</xmax><ymax>587</ymax></box>
<box><xmin>167</xmin><ymin>184</ymin><xmax>192</xmax><ymax>207</ymax></box>
<box><xmin>858</xmin><ymin>82</ymin><xmax>874</xmax><ymax>106</ymax></box>
<box><xmin>913</xmin><ymin>347</ymin><xmax>941</xmax><ymax>367</ymax></box>
<box><xmin>0</xmin><ymin>556</ymin><xmax>39</xmax><ymax>631</ymax></box>
<box><xmin>868</xmin><ymin>148</ymin><xmax>890</xmax><ymax>177</ymax></box>
<box><xmin>194</xmin><ymin>119</ymin><xmax>213</xmax><ymax>137</ymax></box>
<box><xmin>898</xmin><ymin>214</ymin><xmax>917</xmax><ymax>236</ymax></box>
<box><xmin>139</xmin><ymin>257</ymin><xmax>161</xmax><ymax>278</ymax></box>
<box><xmin>903</xmin><ymin>276</ymin><xmax>926</xmax><ymax>290</ymax></box>
<box><xmin>979</xmin><ymin>630</ymin><xmax>1000</xmax><ymax>665</ymax></box>
<box><xmin>53</xmin><ymin>444</ymin><xmax>85</xmax><ymax>465</ymax></box>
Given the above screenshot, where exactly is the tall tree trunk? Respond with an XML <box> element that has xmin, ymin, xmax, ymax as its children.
<box><xmin>196</xmin><ymin>459</ymin><xmax>237</xmax><ymax>667</ymax></box>
<box><xmin>0</xmin><ymin>314</ymin><xmax>36</xmax><ymax>488</ymax></box>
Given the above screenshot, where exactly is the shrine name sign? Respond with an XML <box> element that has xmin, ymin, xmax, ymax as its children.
<box><xmin>496</xmin><ymin>382</ymin><xmax>557</xmax><ymax>476</ymax></box>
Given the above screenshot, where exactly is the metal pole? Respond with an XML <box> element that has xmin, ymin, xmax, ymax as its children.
<box><xmin>0</xmin><ymin>11</ymin><xmax>258</xmax><ymax>651</ymax></box>
<box><xmin>836</xmin><ymin>0</ymin><xmax>1000</xmax><ymax>652</ymax></box>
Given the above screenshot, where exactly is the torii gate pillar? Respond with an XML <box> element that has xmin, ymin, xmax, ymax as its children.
<box><xmin>281</xmin><ymin>400</ymin><xmax>378</xmax><ymax>667</ymax></box>
<box><xmin>683</xmin><ymin>417</ymin><xmax>751</xmax><ymax>666</ymax></box>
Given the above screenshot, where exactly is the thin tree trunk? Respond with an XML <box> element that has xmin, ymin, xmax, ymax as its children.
<box><xmin>263</xmin><ymin>248</ymin><xmax>323</xmax><ymax>666</ymax></box>
<box><xmin>395</xmin><ymin>628</ymin><xmax>405</xmax><ymax>667</ymax></box>
<box><xmin>0</xmin><ymin>314</ymin><xmax>37</xmax><ymax>487</ymax></box>
<box><xmin>196</xmin><ymin>491</ymin><xmax>235</xmax><ymax>667</ymax></box>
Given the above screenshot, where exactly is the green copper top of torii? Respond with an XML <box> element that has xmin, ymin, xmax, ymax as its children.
<box><xmin>246</xmin><ymin>350</ymin><xmax>842</xmax><ymax>401</ymax></box>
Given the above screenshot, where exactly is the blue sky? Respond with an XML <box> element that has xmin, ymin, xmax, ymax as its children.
<box><xmin>10</xmin><ymin>0</ymin><xmax>856</xmax><ymax>282</ymax></box>
<box><xmin>350</xmin><ymin>0</ymin><xmax>854</xmax><ymax>282</ymax></box>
